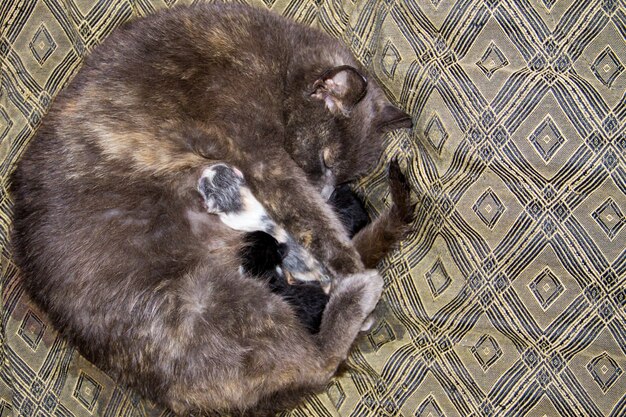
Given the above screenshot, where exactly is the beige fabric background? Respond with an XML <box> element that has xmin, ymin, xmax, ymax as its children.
<box><xmin>1</xmin><ymin>0</ymin><xmax>625</xmax><ymax>416</ymax></box>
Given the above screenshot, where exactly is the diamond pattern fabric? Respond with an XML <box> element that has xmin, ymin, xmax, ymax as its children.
<box><xmin>1</xmin><ymin>0</ymin><xmax>624</xmax><ymax>416</ymax></box>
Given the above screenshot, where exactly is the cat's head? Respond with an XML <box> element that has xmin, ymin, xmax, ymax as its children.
<box><xmin>284</xmin><ymin>64</ymin><xmax>412</xmax><ymax>196</ymax></box>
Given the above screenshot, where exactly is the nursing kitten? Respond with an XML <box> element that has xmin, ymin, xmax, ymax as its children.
<box><xmin>10</xmin><ymin>3</ymin><xmax>413</xmax><ymax>416</ymax></box>
<box><xmin>238</xmin><ymin>177</ymin><xmax>378</xmax><ymax>334</ymax></box>
<box><xmin>328</xmin><ymin>183</ymin><xmax>371</xmax><ymax>238</ymax></box>
<box><xmin>240</xmin><ymin>231</ymin><xmax>329</xmax><ymax>334</ymax></box>
<box><xmin>198</xmin><ymin>163</ymin><xmax>332</xmax><ymax>286</ymax></box>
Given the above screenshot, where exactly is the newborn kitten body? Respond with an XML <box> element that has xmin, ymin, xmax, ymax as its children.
<box><xmin>198</xmin><ymin>163</ymin><xmax>331</xmax><ymax>286</ymax></box>
<box><xmin>232</xmin><ymin>168</ymin><xmax>379</xmax><ymax>334</ymax></box>
<box><xmin>240</xmin><ymin>231</ymin><xmax>329</xmax><ymax>334</ymax></box>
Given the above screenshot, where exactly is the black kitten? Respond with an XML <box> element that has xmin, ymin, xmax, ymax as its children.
<box><xmin>240</xmin><ymin>231</ymin><xmax>329</xmax><ymax>334</ymax></box>
<box><xmin>328</xmin><ymin>184</ymin><xmax>370</xmax><ymax>239</ymax></box>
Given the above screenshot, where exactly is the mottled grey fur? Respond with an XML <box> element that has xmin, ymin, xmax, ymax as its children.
<box><xmin>199</xmin><ymin>164</ymin><xmax>245</xmax><ymax>213</ymax></box>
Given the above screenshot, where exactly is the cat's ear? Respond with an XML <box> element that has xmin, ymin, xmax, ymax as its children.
<box><xmin>310</xmin><ymin>65</ymin><xmax>367</xmax><ymax>116</ymax></box>
<box><xmin>376</xmin><ymin>104</ymin><xmax>413</xmax><ymax>132</ymax></box>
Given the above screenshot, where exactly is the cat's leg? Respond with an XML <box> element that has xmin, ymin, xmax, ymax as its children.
<box><xmin>314</xmin><ymin>268</ymin><xmax>383</xmax><ymax>364</ymax></box>
<box><xmin>198</xmin><ymin>163</ymin><xmax>331</xmax><ymax>285</ymax></box>
<box><xmin>240</xmin><ymin>155</ymin><xmax>413</xmax><ymax>276</ymax></box>
<box><xmin>243</xmin><ymin>267</ymin><xmax>384</xmax><ymax>416</ymax></box>
<box><xmin>351</xmin><ymin>159</ymin><xmax>415</xmax><ymax>268</ymax></box>
<box><xmin>161</xmin><ymin>259</ymin><xmax>383</xmax><ymax>416</ymax></box>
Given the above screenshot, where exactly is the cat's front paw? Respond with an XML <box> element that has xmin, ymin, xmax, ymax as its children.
<box><xmin>334</xmin><ymin>269</ymin><xmax>383</xmax><ymax>319</ymax></box>
<box><xmin>198</xmin><ymin>164</ymin><xmax>245</xmax><ymax>214</ymax></box>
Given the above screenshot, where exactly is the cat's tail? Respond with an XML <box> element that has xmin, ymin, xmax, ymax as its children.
<box><xmin>351</xmin><ymin>159</ymin><xmax>415</xmax><ymax>267</ymax></box>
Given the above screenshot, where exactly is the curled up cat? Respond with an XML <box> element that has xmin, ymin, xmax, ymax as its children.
<box><xmin>10</xmin><ymin>3</ymin><xmax>414</xmax><ymax>416</ymax></box>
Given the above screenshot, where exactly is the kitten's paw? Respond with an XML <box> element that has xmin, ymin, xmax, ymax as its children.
<box><xmin>388</xmin><ymin>159</ymin><xmax>415</xmax><ymax>225</ymax></box>
<box><xmin>198</xmin><ymin>164</ymin><xmax>245</xmax><ymax>214</ymax></box>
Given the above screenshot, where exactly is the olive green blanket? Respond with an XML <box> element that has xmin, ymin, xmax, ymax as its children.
<box><xmin>1</xmin><ymin>0</ymin><xmax>624</xmax><ymax>416</ymax></box>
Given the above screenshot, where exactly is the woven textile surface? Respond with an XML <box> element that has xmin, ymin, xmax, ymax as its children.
<box><xmin>1</xmin><ymin>0</ymin><xmax>625</xmax><ymax>416</ymax></box>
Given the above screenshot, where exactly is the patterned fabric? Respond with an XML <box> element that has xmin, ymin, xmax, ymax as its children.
<box><xmin>1</xmin><ymin>0</ymin><xmax>624</xmax><ymax>416</ymax></box>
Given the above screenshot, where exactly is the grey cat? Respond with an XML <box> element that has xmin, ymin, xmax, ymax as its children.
<box><xmin>10</xmin><ymin>3</ymin><xmax>414</xmax><ymax>416</ymax></box>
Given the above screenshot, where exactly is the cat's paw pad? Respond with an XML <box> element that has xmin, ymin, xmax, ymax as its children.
<box><xmin>198</xmin><ymin>164</ymin><xmax>245</xmax><ymax>214</ymax></box>
<box><xmin>388</xmin><ymin>159</ymin><xmax>415</xmax><ymax>225</ymax></box>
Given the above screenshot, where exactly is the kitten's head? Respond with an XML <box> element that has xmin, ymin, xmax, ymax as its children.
<box><xmin>285</xmin><ymin>64</ymin><xmax>412</xmax><ymax>194</ymax></box>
